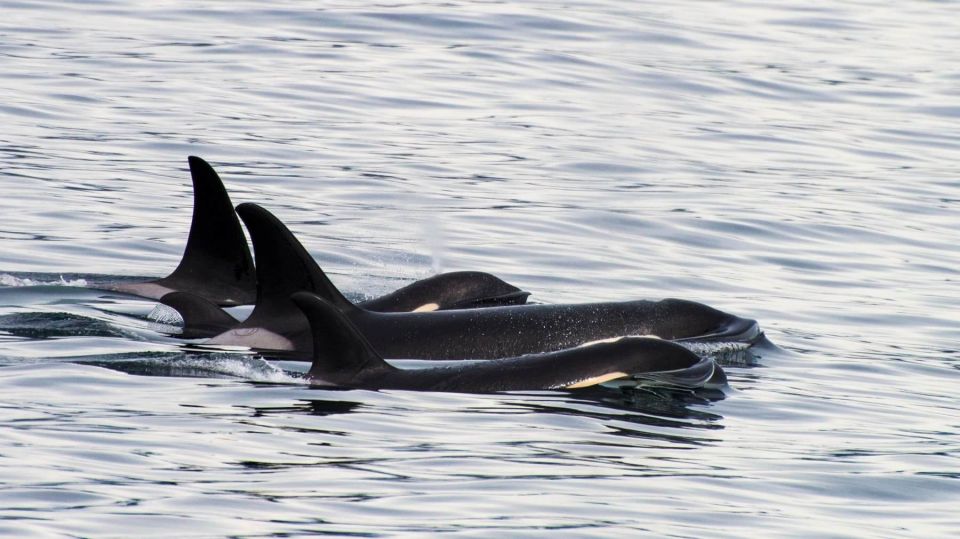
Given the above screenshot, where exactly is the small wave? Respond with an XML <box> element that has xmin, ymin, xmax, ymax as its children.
<box><xmin>676</xmin><ymin>341</ymin><xmax>760</xmax><ymax>367</ymax></box>
<box><xmin>138</xmin><ymin>354</ymin><xmax>303</xmax><ymax>384</ymax></box>
<box><xmin>677</xmin><ymin>341</ymin><xmax>751</xmax><ymax>355</ymax></box>
<box><xmin>631</xmin><ymin>356</ymin><xmax>718</xmax><ymax>389</ymax></box>
<box><xmin>144</xmin><ymin>304</ymin><xmax>187</xmax><ymax>337</ymax></box>
<box><xmin>0</xmin><ymin>273</ymin><xmax>88</xmax><ymax>287</ymax></box>
<box><xmin>148</xmin><ymin>304</ymin><xmax>184</xmax><ymax>325</ymax></box>
<box><xmin>186</xmin><ymin>355</ymin><xmax>300</xmax><ymax>383</ymax></box>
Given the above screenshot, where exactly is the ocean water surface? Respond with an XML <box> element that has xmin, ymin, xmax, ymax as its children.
<box><xmin>1</xmin><ymin>1</ymin><xmax>958</xmax><ymax>537</ymax></box>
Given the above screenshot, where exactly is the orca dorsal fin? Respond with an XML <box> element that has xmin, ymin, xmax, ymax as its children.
<box><xmin>153</xmin><ymin>157</ymin><xmax>256</xmax><ymax>306</ymax></box>
<box><xmin>290</xmin><ymin>291</ymin><xmax>394</xmax><ymax>384</ymax></box>
<box><xmin>159</xmin><ymin>291</ymin><xmax>240</xmax><ymax>339</ymax></box>
<box><xmin>234</xmin><ymin>203</ymin><xmax>360</xmax><ymax>325</ymax></box>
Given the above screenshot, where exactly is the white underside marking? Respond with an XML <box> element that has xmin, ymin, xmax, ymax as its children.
<box><xmin>413</xmin><ymin>302</ymin><xmax>440</xmax><ymax>312</ymax></box>
<box><xmin>206</xmin><ymin>328</ymin><xmax>295</xmax><ymax>350</ymax></box>
<box><xmin>576</xmin><ymin>334</ymin><xmax>661</xmax><ymax>348</ymax></box>
<box><xmin>565</xmin><ymin>371</ymin><xmax>629</xmax><ymax>389</ymax></box>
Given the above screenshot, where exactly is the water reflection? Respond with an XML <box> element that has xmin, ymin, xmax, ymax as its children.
<box><xmin>250</xmin><ymin>399</ymin><xmax>365</xmax><ymax>417</ymax></box>
<box><xmin>515</xmin><ymin>389</ymin><xmax>725</xmax><ymax>440</ymax></box>
<box><xmin>0</xmin><ymin>311</ymin><xmax>127</xmax><ymax>340</ymax></box>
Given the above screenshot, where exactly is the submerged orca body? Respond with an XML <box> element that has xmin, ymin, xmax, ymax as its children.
<box><xmin>199</xmin><ymin>203</ymin><xmax>762</xmax><ymax>360</ymax></box>
<box><xmin>292</xmin><ymin>292</ymin><xmax>717</xmax><ymax>392</ymax></box>
<box><xmin>101</xmin><ymin>156</ymin><xmax>529</xmax><ymax>312</ymax></box>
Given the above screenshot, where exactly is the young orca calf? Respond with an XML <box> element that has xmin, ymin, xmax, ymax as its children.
<box><xmin>198</xmin><ymin>203</ymin><xmax>762</xmax><ymax>360</ymax></box>
<box><xmin>291</xmin><ymin>291</ymin><xmax>715</xmax><ymax>392</ymax></box>
<box><xmin>359</xmin><ymin>271</ymin><xmax>529</xmax><ymax>312</ymax></box>
<box><xmin>100</xmin><ymin>156</ymin><xmax>529</xmax><ymax>311</ymax></box>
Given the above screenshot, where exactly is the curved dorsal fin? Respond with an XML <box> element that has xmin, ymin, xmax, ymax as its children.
<box><xmin>235</xmin><ymin>203</ymin><xmax>358</xmax><ymax>312</ymax></box>
<box><xmin>233</xmin><ymin>203</ymin><xmax>360</xmax><ymax>340</ymax></box>
<box><xmin>159</xmin><ymin>291</ymin><xmax>240</xmax><ymax>339</ymax></box>
<box><xmin>153</xmin><ymin>157</ymin><xmax>256</xmax><ymax>305</ymax></box>
<box><xmin>291</xmin><ymin>291</ymin><xmax>392</xmax><ymax>383</ymax></box>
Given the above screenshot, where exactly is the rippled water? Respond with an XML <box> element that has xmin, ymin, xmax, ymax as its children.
<box><xmin>2</xmin><ymin>1</ymin><xmax>958</xmax><ymax>537</ymax></box>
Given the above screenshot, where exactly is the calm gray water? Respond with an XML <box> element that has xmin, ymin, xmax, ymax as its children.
<box><xmin>1</xmin><ymin>1</ymin><xmax>958</xmax><ymax>537</ymax></box>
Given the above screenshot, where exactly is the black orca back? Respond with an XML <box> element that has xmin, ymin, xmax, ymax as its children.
<box><xmin>220</xmin><ymin>203</ymin><xmax>760</xmax><ymax>360</ymax></box>
<box><xmin>291</xmin><ymin>291</ymin><xmax>707</xmax><ymax>393</ymax></box>
<box><xmin>360</xmin><ymin>271</ymin><xmax>530</xmax><ymax>312</ymax></box>
<box><xmin>152</xmin><ymin>156</ymin><xmax>256</xmax><ymax>305</ymax></box>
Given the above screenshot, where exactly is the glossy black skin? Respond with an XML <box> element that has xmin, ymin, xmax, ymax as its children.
<box><xmin>107</xmin><ymin>156</ymin><xmax>256</xmax><ymax>306</ymax></box>
<box><xmin>292</xmin><ymin>292</ymin><xmax>704</xmax><ymax>393</ymax></box>
<box><xmin>360</xmin><ymin>271</ymin><xmax>529</xmax><ymax>312</ymax></box>
<box><xmin>345</xmin><ymin>297</ymin><xmax>754</xmax><ymax>360</ymax></box>
<box><xmin>213</xmin><ymin>203</ymin><xmax>761</xmax><ymax>361</ymax></box>
<box><xmin>160</xmin><ymin>291</ymin><xmax>242</xmax><ymax>339</ymax></box>
<box><xmin>162</xmin><ymin>268</ymin><xmax>530</xmax><ymax>339</ymax></box>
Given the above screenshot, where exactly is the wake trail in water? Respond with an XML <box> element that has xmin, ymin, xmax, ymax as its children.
<box><xmin>0</xmin><ymin>273</ymin><xmax>88</xmax><ymax>287</ymax></box>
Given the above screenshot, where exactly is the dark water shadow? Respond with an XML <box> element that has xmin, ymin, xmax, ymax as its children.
<box><xmin>246</xmin><ymin>398</ymin><xmax>365</xmax><ymax>417</ymax></box>
<box><xmin>0</xmin><ymin>311</ymin><xmax>130</xmax><ymax>340</ymax></box>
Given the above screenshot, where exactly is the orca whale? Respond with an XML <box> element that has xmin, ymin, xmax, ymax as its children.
<box><xmin>359</xmin><ymin>271</ymin><xmax>530</xmax><ymax>312</ymax></box>
<box><xmin>161</xmin><ymin>268</ymin><xmax>533</xmax><ymax>339</ymax></box>
<box><xmin>105</xmin><ymin>156</ymin><xmax>257</xmax><ymax>306</ymax></box>
<box><xmin>291</xmin><ymin>291</ymin><xmax>718</xmax><ymax>392</ymax></box>
<box><xmin>197</xmin><ymin>202</ymin><xmax>762</xmax><ymax>360</ymax></box>
<box><xmin>100</xmin><ymin>156</ymin><xmax>529</xmax><ymax>311</ymax></box>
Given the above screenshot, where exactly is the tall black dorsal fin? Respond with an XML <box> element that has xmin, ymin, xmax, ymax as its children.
<box><xmin>159</xmin><ymin>291</ymin><xmax>240</xmax><ymax>339</ymax></box>
<box><xmin>234</xmin><ymin>203</ymin><xmax>360</xmax><ymax>327</ymax></box>
<box><xmin>152</xmin><ymin>157</ymin><xmax>256</xmax><ymax>305</ymax></box>
<box><xmin>291</xmin><ymin>291</ymin><xmax>394</xmax><ymax>384</ymax></box>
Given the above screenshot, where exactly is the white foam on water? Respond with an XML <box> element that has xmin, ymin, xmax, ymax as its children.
<box><xmin>147</xmin><ymin>303</ymin><xmax>184</xmax><ymax>325</ymax></box>
<box><xmin>143</xmin><ymin>354</ymin><xmax>303</xmax><ymax>384</ymax></box>
<box><xmin>676</xmin><ymin>341</ymin><xmax>751</xmax><ymax>355</ymax></box>
<box><xmin>0</xmin><ymin>274</ymin><xmax>88</xmax><ymax>287</ymax></box>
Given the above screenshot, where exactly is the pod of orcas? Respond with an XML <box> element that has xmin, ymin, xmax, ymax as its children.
<box><xmin>97</xmin><ymin>157</ymin><xmax>763</xmax><ymax>393</ymax></box>
<box><xmin>106</xmin><ymin>157</ymin><xmax>530</xmax><ymax>312</ymax></box>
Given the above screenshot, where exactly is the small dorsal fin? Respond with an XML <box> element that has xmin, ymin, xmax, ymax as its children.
<box><xmin>290</xmin><ymin>291</ymin><xmax>393</xmax><ymax>383</ymax></box>
<box><xmin>152</xmin><ymin>157</ymin><xmax>256</xmax><ymax>305</ymax></box>
<box><xmin>234</xmin><ymin>203</ymin><xmax>359</xmax><ymax>314</ymax></box>
<box><xmin>159</xmin><ymin>291</ymin><xmax>240</xmax><ymax>339</ymax></box>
